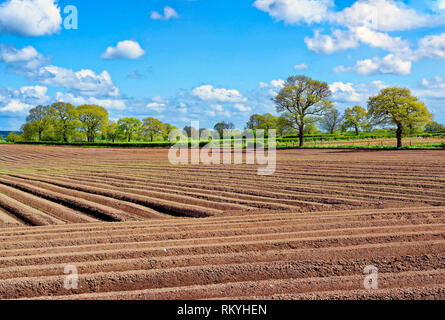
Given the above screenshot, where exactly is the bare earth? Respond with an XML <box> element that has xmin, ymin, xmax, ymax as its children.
<box><xmin>0</xmin><ymin>145</ymin><xmax>445</xmax><ymax>300</ymax></box>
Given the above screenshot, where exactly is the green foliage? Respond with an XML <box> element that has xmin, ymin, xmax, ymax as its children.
<box><xmin>117</xmin><ymin>118</ymin><xmax>142</xmax><ymax>142</ymax></box>
<box><xmin>6</xmin><ymin>132</ymin><xmax>22</xmax><ymax>143</ymax></box>
<box><xmin>246</xmin><ymin>113</ymin><xmax>278</xmax><ymax>131</ymax></box>
<box><xmin>77</xmin><ymin>105</ymin><xmax>109</xmax><ymax>142</ymax></box>
<box><xmin>26</xmin><ymin>105</ymin><xmax>52</xmax><ymax>141</ymax></box>
<box><xmin>214</xmin><ymin>121</ymin><xmax>235</xmax><ymax>137</ymax></box>
<box><xmin>425</xmin><ymin>121</ymin><xmax>445</xmax><ymax>133</ymax></box>
<box><xmin>273</xmin><ymin>75</ymin><xmax>332</xmax><ymax>146</ymax></box>
<box><xmin>343</xmin><ymin>106</ymin><xmax>369</xmax><ymax>135</ymax></box>
<box><xmin>368</xmin><ymin>87</ymin><xmax>432</xmax><ymax>148</ymax></box>
<box><xmin>320</xmin><ymin>103</ymin><xmax>342</xmax><ymax>134</ymax></box>
<box><xmin>105</xmin><ymin>121</ymin><xmax>120</xmax><ymax>142</ymax></box>
<box><xmin>48</xmin><ymin>102</ymin><xmax>79</xmax><ymax>142</ymax></box>
<box><xmin>142</xmin><ymin>117</ymin><xmax>164</xmax><ymax>142</ymax></box>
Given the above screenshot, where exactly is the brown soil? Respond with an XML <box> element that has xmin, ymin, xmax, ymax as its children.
<box><xmin>1</xmin><ymin>145</ymin><xmax>445</xmax><ymax>300</ymax></box>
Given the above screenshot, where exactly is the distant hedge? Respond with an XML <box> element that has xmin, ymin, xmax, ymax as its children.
<box><xmin>13</xmin><ymin>141</ymin><xmax>213</xmax><ymax>148</ymax></box>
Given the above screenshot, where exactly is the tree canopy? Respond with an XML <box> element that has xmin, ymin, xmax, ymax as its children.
<box><xmin>343</xmin><ymin>106</ymin><xmax>369</xmax><ymax>135</ymax></box>
<box><xmin>273</xmin><ymin>75</ymin><xmax>331</xmax><ymax>146</ymax></box>
<box><xmin>117</xmin><ymin>118</ymin><xmax>142</xmax><ymax>142</ymax></box>
<box><xmin>77</xmin><ymin>105</ymin><xmax>109</xmax><ymax>143</ymax></box>
<box><xmin>368</xmin><ymin>87</ymin><xmax>432</xmax><ymax>148</ymax></box>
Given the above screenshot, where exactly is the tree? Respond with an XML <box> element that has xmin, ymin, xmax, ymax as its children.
<box><xmin>183</xmin><ymin>126</ymin><xmax>199</xmax><ymax>138</ymax></box>
<box><xmin>21</xmin><ymin>123</ymin><xmax>36</xmax><ymax>141</ymax></box>
<box><xmin>142</xmin><ymin>117</ymin><xmax>164</xmax><ymax>142</ymax></box>
<box><xmin>214</xmin><ymin>122</ymin><xmax>235</xmax><ymax>137</ymax></box>
<box><xmin>425</xmin><ymin>121</ymin><xmax>445</xmax><ymax>133</ymax></box>
<box><xmin>246</xmin><ymin>113</ymin><xmax>278</xmax><ymax>131</ymax></box>
<box><xmin>117</xmin><ymin>118</ymin><xmax>142</xmax><ymax>142</ymax></box>
<box><xmin>48</xmin><ymin>102</ymin><xmax>78</xmax><ymax>142</ymax></box>
<box><xmin>163</xmin><ymin>123</ymin><xmax>177</xmax><ymax>141</ymax></box>
<box><xmin>273</xmin><ymin>75</ymin><xmax>331</xmax><ymax>147</ymax></box>
<box><xmin>105</xmin><ymin>121</ymin><xmax>120</xmax><ymax>142</ymax></box>
<box><xmin>343</xmin><ymin>106</ymin><xmax>368</xmax><ymax>136</ymax></box>
<box><xmin>276</xmin><ymin>113</ymin><xmax>295</xmax><ymax>136</ymax></box>
<box><xmin>320</xmin><ymin>103</ymin><xmax>342</xmax><ymax>134</ymax></box>
<box><xmin>26</xmin><ymin>105</ymin><xmax>51</xmax><ymax>141</ymax></box>
<box><xmin>6</xmin><ymin>132</ymin><xmax>21</xmax><ymax>143</ymax></box>
<box><xmin>368</xmin><ymin>88</ymin><xmax>432</xmax><ymax>148</ymax></box>
<box><xmin>77</xmin><ymin>105</ymin><xmax>108</xmax><ymax>142</ymax></box>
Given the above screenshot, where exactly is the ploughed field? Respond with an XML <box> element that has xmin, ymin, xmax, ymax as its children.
<box><xmin>0</xmin><ymin>145</ymin><xmax>445</xmax><ymax>300</ymax></box>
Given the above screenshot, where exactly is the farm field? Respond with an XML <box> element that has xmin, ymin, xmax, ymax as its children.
<box><xmin>299</xmin><ymin>137</ymin><xmax>445</xmax><ymax>148</ymax></box>
<box><xmin>0</xmin><ymin>145</ymin><xmax>445</xmax><ymax>300</ymax></box>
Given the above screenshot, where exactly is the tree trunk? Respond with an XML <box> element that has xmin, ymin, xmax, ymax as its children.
<box><xmin>396</xmin><ymin>126</ymin><xmax>403</xmax><ymax>149</ymax></box>
<box><xmin>355</xmin><ymin>126</ymin><xmax>359</xmax><ymax>136</ymax></box>
<box><xmin>299</xmin><ymin>125</ymin><xmax>304</xmax><ymax>147</ymax></box>
<box><xmin>38</xmin><ymin>130</ymin><xmax>42</xmax><ymax>142</ymax></box>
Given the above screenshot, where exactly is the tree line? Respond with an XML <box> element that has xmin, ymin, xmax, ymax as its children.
<box><xmin>269</xmin><ymin>75</ymin><xmax>435</xmax><ymax>148</ymax></box>
<box><xmin>12</xmin><ymin>102</ymin><xmax>178</xmax><ymax>143</ymax></box>
<box><xmin>6</xmin><ymin>75</ymin><xmax>444</xmax><ymax>149</ymax></box>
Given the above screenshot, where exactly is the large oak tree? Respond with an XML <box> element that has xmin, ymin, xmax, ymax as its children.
<box><xmin>273</xmin><ymin>75</ymin><xmax>331</xmax><ymax>147</ymax></box>
<box><xmin>368</xmin><ymin>88</ymin><xmax>432</xmax><ymax>148</ymax></box>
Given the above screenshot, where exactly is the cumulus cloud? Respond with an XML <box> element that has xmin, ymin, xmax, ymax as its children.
<box><xmin>150</xmin><ymin>6</ymin><xmax>179</xmax><ymax>20</ymax></box>
<box><xmin>333</xmin><ymin>0</ymin><xmax>444</xmax><ymax>32</ymax></box>
<box><xmin>329</xmin><ymin>80</ymin><xmax>388</xmax><ymax>106</ymax></box>
<box><xmin>101</xmin><ymin>40</ymin><xmax>146</xmax><ymax>60</ymax></box>
<box><xmin>253</xmin><ymin>0</ymin><xmax>332</xmax><ymax>24</ymax></box>
<box><xmin>305</xmin><ymin>29</ymin><xmax>359</xmax><ymax>54</ymax></box>
<box><xmin>191</xmin><ymin>85</ymin><xmax>247</xmax><ymax>103</ymax></box>
<box><xmin>30</xmin><ymin>66</ymin><xmax>120</xmax><ymax>97</ymax></box>
<box><xmin>0</xmin><ymin>99</ymin><xmax>33</xmax><ymax>112</ymax></box>
<box><xmin>0</xmin><ymin>0</ymin><xmax>62</xmax><ymax>36</ymax></box>
<box><xmin>146</xmin><ymin>96</ymin><xmax>167</xmax><ymax>113</ymax></box>
<box><xmin>414</xmin><ymin>32</ymin><xmax>445</xmax><ymax>60</ymax></box>
<box><xmin>55</xmin><ymin>92</ymin><xmax>126</xmax><ymax>110</ymax></box>
<box><xmin>335</xmin><ymin>54</ymin><xmax>412</xmax><ymax>75</ymax></box>
<box><xmin>0</xmin><ymin>44</ymin><xmax>47</xmax><ymax>73</ymax></box>
<box><xmin>305</xmin><ymin>26</ymin><xmax>410</xmax><ymax>54</ymax></box>
<box><xmin>0</xmin><ymin>45</ymin><xmax>39</xmax><ymax>63</ymax></box>
<box><xmin>0</xmin><ymin>85</ymin><xmax>49</xmax><ymax>113</ymax></box>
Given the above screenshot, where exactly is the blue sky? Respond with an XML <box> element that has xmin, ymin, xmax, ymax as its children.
<box><xmin>1</xmin><ymin>0</ymin><xmax>445</xmax><ymax>130</ymax></box>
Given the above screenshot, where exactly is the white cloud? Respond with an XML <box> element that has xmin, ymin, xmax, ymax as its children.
<box><xmin>0</xmin><ymin>44</ymin><xmax>47</xmax><ymax>73</ymax></box>
<box><xmin>293</xmin><ymin>63</ymin><xmax>308</xmax><ymax>70</ymax></box>
<box><xmin>253</xmin><ymin>0</ymin><xmax>332</xmax><ymax>24</ymax></box>
<box><xmin>415</xmin><ymin>76</ymin><xmax>445</xmax><ymax>99</ymax></box>
<box><xmin>234</xmin><ymin>104</ymin><xmax>252</xmax><ymax>112</ymax></box>
<box><xmin>17</xmin><ymin>85</ymin><xmax>48</xmax><ymax>101</ymax></box>
<box><xmin>414</xmin><ymin>32</ymin><xmax>445</xmax><ymax>60</ymax></box>
<box><xmin>0</xmin><ymin>99</ymin><xmax>33</xmax><ymax>112</ymax></box>
<box><xmin>330</xmin><ymin>82</ymin><xmax>362</xmax><ymax>103</ymax></box>
<box><xmin>0</xmin><ymin>45</ymin><xmax>40</xmax><ymax>63</ymax></box>
<box><xmin>150</xmin><ymin>6</ymin><xmax>179</xmax><ymax>21</ymax></box>
<box><xmin>31</xmin><ymin>66</ymin><xmax>120</xmax><ymax>97</ymax></box>
<box><xmin>0</xmin><ymin>85</ymin><xmax>50</xmax><ymax>114</ymax></box>
<box><xmin>191</xmin><ymin>85</ymin><xmax>247</xmax><ymax>103</ymax></box>
<box><xmin>329</xmin><ymin>80</ymin><xmax>388</xmax><ymax>106</ymax></box>
<box><xmin>305</xmin><ymin>29</ymin><xmax>359</xmax><ymax>54</ymax></box>
<box><xmin>335</xmin><ymin>54</ymin><xmax>412</xmax><ymax>75</ymax></box>
<box><xmin>260</xmin><ymin>79</ymin><xmax>285</xmax><ymax>88</ymax></box>
<box><xmin>333</xmin><ymin>0</ymin><xmax>445</xmax><ymax>32</ymax></box>
<box><xmin>55</xmin><ymin>92</ymin><xmax>126</xmax><ymax>110</ymax></box>
<box><xmin>101</xmin><ymin>40</ymin><xmax>146</xmax><ymax>60</ymax></box>
<box><xmin>0</xmin><ymin>0</ymin><xmax>62</xmax><ymax>36</ymax></box>
<box><xmin>305</xmin><ymin>27</ymin><xmax>410</xmax><ymax>54</ymax></box>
